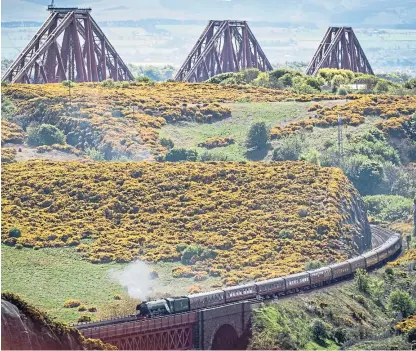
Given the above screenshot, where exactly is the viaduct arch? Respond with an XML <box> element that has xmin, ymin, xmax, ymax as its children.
<box><xmin>211</xmin><ymin>324</ymin><xmax>239</xmax><ymax>350</ymax></box>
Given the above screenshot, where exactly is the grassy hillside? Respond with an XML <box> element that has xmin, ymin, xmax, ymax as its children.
<box><xmin>159</xmin><ymin>101</ymin><xmax>340</xmax><ymax>161</ymax></box>
<box><xmin>1</xmin><ymin>245</ymin><xmax>220</xmax><ymax>324</ymax></box>
<box><xmin>2</xmin><ymin>161</ymin><xmax>364</xmax><ymax>286</ymax></box>
<box><xmin>1</xmin><ymin>82</ymin><xmax>337</xmax><ymax>161</ymax></box>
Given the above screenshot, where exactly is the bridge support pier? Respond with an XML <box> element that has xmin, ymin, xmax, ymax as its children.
<box><xmin>196</xmin><ymin>301</ymin><xmax>253</xmax><ymax>350</ymax></box>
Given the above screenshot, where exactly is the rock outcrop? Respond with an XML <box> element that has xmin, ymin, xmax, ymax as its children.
<box><xmin>340</xmin><ymin>186</ymin><xmax>372</xmax><ymax>254</ymax></box>
<box><xmin>1</xmin><ymin>293</ymin><xmax>116</xmax><ymax>350</ymax></box>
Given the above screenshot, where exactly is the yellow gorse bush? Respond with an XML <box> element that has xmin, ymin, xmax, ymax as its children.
<box><xmin>2</xmin><ymin>160</ymin><xmax>362</xmax><ymax>284</ymax></box>
<box><xmin>1</xmin><ymin>120</ymin><xmax>25</xmax><ymax>144</ymax></box>
<box><xmin>389</xmin><ymin>249</ymin><xmax>416</xmax><ymax>267</ymax></box>
<box><xmin>396</xmin><ymin>315</ymin><xmax>416</xmax><ymax>332</ymax></box>
<box><xmin>271</xmin><ymin>95</ymin><xmax>416</xmax><ymax>139</ymax></box>
<box><xmin>63</xmin><ymin>299</ymin><xmax>81</xmax><ymax>308</ymax></box>
<box><xmin>1</xmin><ymin>148</ymin><xmax>17</xmax><ymax>163</ymax></box>
<box><xmin>198</xmin><ymin>137</ymin><xmax>235</xmax><ymax>149</ymax></box>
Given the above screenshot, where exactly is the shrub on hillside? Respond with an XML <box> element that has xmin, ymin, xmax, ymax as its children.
<box><xmin>160</xmin><ymin>137</ymin><xmax>174</xmax><ymax>149</ymax></box>
<box><xmin>388</xmin><ymin>290</ymin><xmax>416</xmax><ymax>318</ymax></box>
<box><xmin>163</xmin><ymin>148</ymin><xmax>198</xmax><ymax>162</ymax></box>
<box><xmin>305</xmin><ymin>260</ymin><xmax>324</xmax><ymax>270</ymax></box>
<box><xmin>300</xmin><ymin>148</ymin><xmax>321</xmax><ymax>166</ymax></box>
<box><xmin>100</xmin><ymin>79</ymin><xmax>116</xmax><ymax>88</ymax></box>
<box><xmin>187</xmin><ymin>285</ymin><xmax>202</xmax><ymax>294</ymax></box>
<box><xmin>63</xmin><ymin>299</ymin><xmax>81</xmax><ymax>308</ymax></box>
<box><xmin>85</xmin><ymin>148</ymin><xmax>105</xmax><ymax>161</ymax></box>
<box><xmin>199</xmin><ymin>152</ymin><xmax>229</xmax><ymax>161</ymax></box>
<box><xmin>272</xmin><ymin>134</ymin><xmax>305</xmax><ymax>161</ymax></box>
<box><xmin>135</xmin><ymin>76</ymin><xmax>153</xmax><ymax>83</ymax></box>
<box><xmin>8</xmin><ymin>227</ymin><xmax>21</xmax><ymax>238</ymax></box>
<box><xmin>354</xmin><ymin>269</ymin><xmax>370</xmax><ymax>293</ymax></box>
<box><xmin>310</xmin><ymin>319</ymin><xmax>331</xmax><ymax>342</ymax></box>
<box><xmin>206</xmin><ymin>72</ymin><xmax>235</xmax><ymax>84</ymax></box>
<box><xmin>172</xmin><ymin>266</ymin><xmax>194</xmax><ymax>278</ymax></box>
<box><xmin>198</xmin><ymin>136</ymin><xmax>234</xmax><ymax>149</ymax></box>
<box><xmin>364</xmin><ymin>195</ymin><xmax>413</xmax><ymax>222</ymax></box>
<box><xmin>1</xmin><ymin>96</ymin><xmax>16</xmax><ymax>120</ymax></box>
<box><xmin>404</xmin><ymin>78</ymin><xmax>416</xmax><ymax>90</ymax></box>
<box><xmin>344</xmin><ymin>155</ymin><xmax>384</xmax><ymax>195</ymax></box>
<box><xmin>78</xmin><ymin>315</ymin><xmax>92</xmax><ymax>323</ymax></box>
<box><xmin>27</xmin><ymin>124</ymin><xmax>65</xmax><ymax>147</ymax></box>
<box><xmin>181</xmin><ymin>245</ymin><xmax>204</xmax><ymax>264</ymax></box>
<box><xmin>246</xmin><ymin>122</ymin><xmax>269</xmax><ymax>150</ymax></box>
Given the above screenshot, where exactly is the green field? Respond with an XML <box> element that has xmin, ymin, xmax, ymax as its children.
<box><xmin>159</xmin><ymin>100</ymin><xmax>384</xmax><ymax>162</ymax></box>
<box><xmin>159</xmin><ymin>101</ymin><xmax>315</xmax><ymax>161</ymax></box>
<box><xmin>1</xmin><ymin>245</ymin><xmax>220</xmax><ymax>324</ymax></box>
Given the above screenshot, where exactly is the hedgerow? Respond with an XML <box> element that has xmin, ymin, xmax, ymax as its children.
<box><xmin>2</xmin><ymin>161</ymin><xmax>362</xmax><ymax>284</ymax></box>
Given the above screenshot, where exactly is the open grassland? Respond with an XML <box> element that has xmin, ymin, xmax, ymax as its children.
<box><xmin>1</xmin><ymin>245</ymin><xmax>220</xmax><ymax>324</ymax></box>
<box><xmin>2</xmin><ymin>161</ymin><xmax>363</xmax><ymax>286</ymax></box>
<box><xmin>160</xmin><ymin>101</ymin><xmax>317</xmax><ymax>161</ymax></box>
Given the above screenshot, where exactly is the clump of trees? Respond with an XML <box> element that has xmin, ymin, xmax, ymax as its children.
<box><xmin>127</xmin><ymin>64</ymin><xmax>176</xmax><ymax>82</ymax></box>
<box><xmin>207</xmin><ymin>67</ymin><xmax>416</xmax><ymax>95</ymax></box>
<box><xmin>272</xmin><ymin>128</ymin><xmax>416</xmax><ymax>198</ymax></box>
<box><xmin>246</xmin><ymin>122</ymin><xmax>269</xmax><ymax>150</ymax></box>
<box><xmin>27</xmin><ymin>123</ymin><xmax>65</xmax><ymax>147</ymax></box>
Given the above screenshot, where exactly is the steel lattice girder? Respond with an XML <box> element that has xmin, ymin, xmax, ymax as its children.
<box><xmin>111</xmin><ymin>326</ymin><xmax>194</xmax><ymax>350</ymax></box>
<box><xmin>2</xmin><ymin>8</ymin><xmax>134</xmax><ymax>84</ymax></box>
<box><xmin>305</xmin><ymin>27</ymin><xmax>374</xmax><ymax>76</ymax></box>
<box><xmin>175</xmin><ymin>20</ymin><xmax>273</xmax><ymax>82</ymax></box>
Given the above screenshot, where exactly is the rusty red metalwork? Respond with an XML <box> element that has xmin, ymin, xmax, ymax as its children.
<box><xmin>175</xmin><ymin>20</ymin><xmax>272</xmax><ymax>82</ymax></box>
<box><xmin>80</xmin><ymin>312</ymin><xmax>198</xmax><ymax>350</ymax></box>
<box><xmin>2</xmin><ymin>7</ymin><xmax>133</xmax><ymax>84</ymax></box>
<box><xmin>305</xmin><ymin>27</ymin><xmax>374</xmax><ymax>76</ymax></box>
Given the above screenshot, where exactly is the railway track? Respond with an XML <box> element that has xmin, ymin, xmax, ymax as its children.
<box><xmin>75</xmin><ymin>225</ymin><xmax>397</xmax><ymax>331</ymax></box>
<box><xmin>371</xmin><ymin>225</ymin><xmax>395</xmax><ymax>248</ymax></box>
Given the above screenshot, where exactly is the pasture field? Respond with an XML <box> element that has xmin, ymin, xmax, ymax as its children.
<box><xmin>159</xmin><ymin>101</ymin><xmax>316</xmax><ymax>161</ymax></box>
<box><xmin>1</xmin><ymin>244</ymin><xmax>220</xmax><ymax>324</ymax></box>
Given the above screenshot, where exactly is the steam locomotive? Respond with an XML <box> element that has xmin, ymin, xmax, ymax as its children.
<box><xmin>136</xmin><ymin>232</ymin><xmax>402</xmax><ymax>318</ymax></box>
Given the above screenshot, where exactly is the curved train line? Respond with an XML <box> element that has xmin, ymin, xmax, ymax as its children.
<box><xmin>75</xmin><ymin>225</ymin><xmax>402</xmax><ymax>331</ymax></box>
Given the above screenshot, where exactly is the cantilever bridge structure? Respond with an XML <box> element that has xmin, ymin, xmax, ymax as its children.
<box><xmin>2</xmin><ymin>6</ymin><xmax>134</xmax><ymax>84</ymax></box>
<box><xmin>305</xmin><ymin>27</ymin><xmax>374</xmax><ymax>76</ymax></box>
<box><xmin>174</xmin><ymin>20</ymin><xmax>273</xmax><ymax>82</ymax></box>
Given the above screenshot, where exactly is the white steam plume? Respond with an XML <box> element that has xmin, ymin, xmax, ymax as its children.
<box><xmin>109</xmin><ymin>260</ymin><xmax>153</xmax><ymax>300</ymax></box>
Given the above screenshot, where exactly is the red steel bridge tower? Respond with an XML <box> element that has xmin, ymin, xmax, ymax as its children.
<box><xmin>175</xmin><ymin>20</ymin><xmax>273</xmax><ymax>82</ymax></box>
<box><xmin>305</xmin><ymin>27</ymin><xmax>374</xmax><ymax>76</ymax></box>
<box><xmin>2</xmin><ymin>5</ymin><xmax>134</xmax><ymax>84</ymax></box>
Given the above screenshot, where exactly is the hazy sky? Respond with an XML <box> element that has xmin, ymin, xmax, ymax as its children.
<box><xmin>2</xmin><ymin>0</ymin><xmax>415</xmax><ymax>25</ymax></box>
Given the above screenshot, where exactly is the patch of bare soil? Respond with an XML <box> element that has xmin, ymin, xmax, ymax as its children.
<box><xmin>3</xmin><ymin>144</ymin><xmax>86</xmax><ymax>162</ymax></box>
